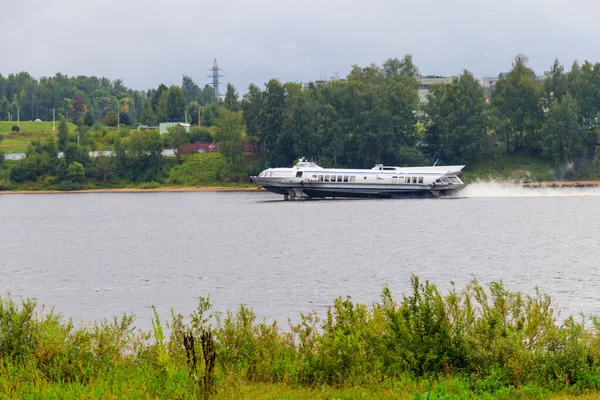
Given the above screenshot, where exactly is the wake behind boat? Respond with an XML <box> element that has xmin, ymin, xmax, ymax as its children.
<box><xmin>252</xmin><ymin>158</ymin><xmax>466</xmax><ymax>200</ymax></box>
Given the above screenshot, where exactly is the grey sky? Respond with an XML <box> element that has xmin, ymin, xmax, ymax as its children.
<box><xmin>2</xmin><ymin>0</ymin><xmax>599</xmax><ymax>93</ymax></box>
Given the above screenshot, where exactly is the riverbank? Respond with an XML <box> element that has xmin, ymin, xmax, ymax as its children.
<box><xmin>4</xmin><ymin>278</ymin><xmax>600</xmax><ymax>399</ymax></box>
<box><xmin>0</xmin><ymin>185</ymin><xmax>264</xmax><ymax>194</ymax></box>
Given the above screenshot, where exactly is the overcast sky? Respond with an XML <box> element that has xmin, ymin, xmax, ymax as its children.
<box><xmin>2</xmin><ymin>0</ymin><xmax>599</xmax><ymax>93</ymax></box>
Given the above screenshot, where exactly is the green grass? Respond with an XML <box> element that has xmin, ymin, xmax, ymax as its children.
<box><xmin>0</xmin><ymin>121</ymin><xmax>76</xmax><ymax>135</ymax></box>
<box><xmin>0</xmin><ymin>121</ymin><xmax>78</xmax><ymax>153</ymax></box>
<box><xmin>166</xmin><ymin>152</ymin><xmax>251</xmax><ymax>186</ymax></box>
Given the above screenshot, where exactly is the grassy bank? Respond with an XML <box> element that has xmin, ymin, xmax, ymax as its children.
<box><xmin>0</xmin><ymin>121</ymin><xmax>77</xmax><ymax>153</ymax></box>
<box><xmin>462</xmin><ymin>153</ymin><xmax>559</xmax><ymax>183</ymax></box>
<box><xmin>0</xmin><ymin>153</ymin><xmax>260</xmax><ymax>192</ymax></box>
<box><xmin>4</xmin><ymin>277</ymin><xmax>600</xmax><ymax>398</ymax></box>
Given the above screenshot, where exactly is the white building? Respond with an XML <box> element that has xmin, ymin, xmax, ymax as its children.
<box><xmin>417</xmin><ymin>76</ymin><xmax>453</xmax><ymax>106</ymax></box>
<box><xmin>159</xmin><ymin>122</ymin><xmax>191</xmax><ymax>135</ymax></box>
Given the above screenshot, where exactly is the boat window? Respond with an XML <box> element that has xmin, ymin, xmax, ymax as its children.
<box><xmin>406</xmin><ymin>177</ymin><xmax>411</xmax><ymax>184</ymax></box>
<box><xmin>325</xmin><ymin>175</ymin><xmax>330</xmax><ymax>182</ymax></box>
<box><xmin>312</xmin><ymin>175</ymin><xmax>318</xmax><ymax>178</ymax></box>
<box><xmin>337</xmin><ymin>175</ymin><xmax>343</xmax><ymax>182</ymax></box>
<box><xmin>412</xmin><ymin>177</ymin><xmax>417</xmax><ymax>184</ymax></box>
<box><xmin>418</xmin><ymin>177</ymin><xmax>424</xmax><ymax>184</ymax></box>
<box><xmin>343</xmin><ymin>176</ymin><xmax>349</xmax><ymax>183</ymax></box>
<box><xmin>350</xmin><ymin>176</ymin><xmax>356</xmax><ymax>183</ymax></box>
<box><xmin>269</xmin><ymin>171</ymin><xmax>273</xmax><ymax>177</ymax></box>
<box><xmin>383</xmin><ymin>167</ymin><xmax>396</xmax><ymax>170</ymax></box>
<box><xmin>363</xmin><ymin>176</ymin><xmax>367</xmax><ymax>179</ymax></box>
<box><xmin>318</xmin><ymin>175</ymin><xmax>323</xmax><ymax>182</ymax></box>
<box><xmin>296</xmin><ymin>171</ymin><xmax>303</xmax><ymax>178</ymax></box>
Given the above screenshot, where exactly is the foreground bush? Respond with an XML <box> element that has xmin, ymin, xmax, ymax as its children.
<box><xmin>3</xmin><ymin>277</ymin><xmax>600</xmax><ymax>398</ymax></box>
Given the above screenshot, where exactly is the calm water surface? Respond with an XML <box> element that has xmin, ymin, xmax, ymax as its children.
<box><xmin>1</xmin><ymin>189</ymin><xmax>599</xmax><ymax>328</ymax></box>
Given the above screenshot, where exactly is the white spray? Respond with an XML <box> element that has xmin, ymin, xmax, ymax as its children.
<box><xmin>458</xmin><ymin>180</ymin><xmax>600</xmax><ymax>198</ymax></box>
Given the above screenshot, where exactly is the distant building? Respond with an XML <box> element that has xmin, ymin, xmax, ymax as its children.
<box><xmin>482</xmin><ymin>72</ymin><xmax>508</xmax><ymax>100</ymax></box>
<box><xmin>302</xmin><ymin>76</ymin><xmax>347</xmax><ymax>91</ymax></box>
<box><xmin>482</xmin><ymin>71</ymin><xmax>550</xmax><ymax>102</ymax></box>
<box><xmin>159</xmin><ymin>122</ymin><xmax>190</xmax><ymax>135</ymax></box>
<box><xmin>417</xmin><ymin>76</ymin><xmax>453</xmax><ymax>106</ymax></box>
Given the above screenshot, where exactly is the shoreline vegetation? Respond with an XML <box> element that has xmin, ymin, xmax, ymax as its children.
<box><xmin>0</xmin><ymin>185</ymin><xmax>264</xmax><ymax>195</ymax></box>
<box><xmin>5</xmin><ymin>277</ymin><xmax>600</xmax><ymax>399</ymax></box>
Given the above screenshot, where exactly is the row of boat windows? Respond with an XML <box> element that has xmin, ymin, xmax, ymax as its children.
<box><xmin>313</xmin><ymin>174</ymin><xmax>357</xmax><ymax>183</ymax></box>
<box><xmin>297</xmin><ymin>171</ymin><xmax>426</xmax><ymax>184</ymax></box>
<box><xmin>404</xmin><ymin>177</ymin><xmax>425</xmax><ymax>184</ymax></box>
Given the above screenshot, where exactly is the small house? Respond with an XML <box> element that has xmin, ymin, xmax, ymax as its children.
<box><xmin>159</xmin><ymin>122</ymin><xmax>191</xmax><ymax>135</ymax></box>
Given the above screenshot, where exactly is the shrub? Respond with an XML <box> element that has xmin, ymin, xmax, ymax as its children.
<box><xmin>56</xmin><ymin>180</ymin><xmax>81</xmax><ymax>191</ymax></box>
<box><xmin>0</xmin><ymin>178</ymin><xmax>12</xmax><ymax>190</ymax></box>
<box><xmin>11</xmin><ymin>125</ymin><xmax>20</xmax><ymax>132</ymax></box>
<box><xmin>67</xmin><ymin>161</ymin><xmax>85</xmax><ymax>182</ymax></box>
<box><xmin>0</xmin><ymin>295</ymin><xmax>38</xmax><ymax>360</ymax></box>
<box><xmin>189</xmin><ymin>127</ymin><xmax>214</xmax><ymax>144</ymax></box>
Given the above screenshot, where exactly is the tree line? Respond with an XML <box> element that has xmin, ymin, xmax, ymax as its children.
<box><xmin>4</xmin><ymin>54</ymin><xmax>600</xmax><ymax>177</ymax></box>
<box><xmin>240</xmin><ymin>54</ymin><xmax>600</xmax><ymax>175</ymax></box>
<box><xmin>0</xmin><ymin>73</ymin><xmax>225</xmax><ymax>127</ymax></box>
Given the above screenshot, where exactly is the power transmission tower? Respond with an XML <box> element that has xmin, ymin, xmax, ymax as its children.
<box><xmin>207</xmin><ymin>59</ymin><xmax>224</xmax><ymax>98</ymax></box>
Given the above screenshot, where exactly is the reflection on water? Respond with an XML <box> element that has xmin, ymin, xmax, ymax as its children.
<box><xmin>1</xmin><ymin>190</ymin><xmax>599</xmax><ymax>328</ymax></box>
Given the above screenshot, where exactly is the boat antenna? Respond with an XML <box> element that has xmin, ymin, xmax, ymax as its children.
<box><xmin>433</xmin><ymin>159</ymin><xmax>439</xmax><ymax>166</ymax></box>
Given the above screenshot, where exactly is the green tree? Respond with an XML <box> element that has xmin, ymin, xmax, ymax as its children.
<box><xmin>181</xmin><ymin>75</ymin><xmax>201</xmax><ymax>104</ymax></box>
<box><xmin>96</xmin><ymin>155</ymin><xmax>112</xmax><ymax>183</ymax></box>
<box><xmin>187</xmin><ymin>101</ymin><xmax>200</xmax><ymax>125</ymax></box>
<box><xmin>215</xmin><ymin>108</ymin><xmax>245</xmax><ymax>171</ymax></box>
<box><xmin>64</xmin><ymin>142</ymin><xmax>89</xmax><ymax>167</ymax></box>
<box><xmin>167</xmin><ymin>86</ymin><xmax>185</xmax><ymax>122</ymax></box>
<box><xmin>58</xmin><ymin>117</ymin><xmax>69</xmax><ymax>151</ymax></box>
<box><xmin>262</xmin><ymin>79</ymin><xmax>285</xmax><ymax>164</ymax></box>
<box><xmin>543</xmin><ymin>59</ymin><xmax>569</xmax><ymax>105</ymax></box>
<box><xmin>541</xmin><ymin>92</ymin><xmax>584</xmax><ymax>169</ymax></box>
<box><xmin>76</xmin><ymin>118</ymin><xmax>89</xmax><ymax>147</ymax></box>
<box><xmin>567</xmin><ymin>61</ymin><xmax>600</xmax><ymax>157</ymax></box>
<box><xmin>104</xmin><ymin>111</ymin><xmax>118</xmax><ymax>127</ymax></box>
<box><xmin>224</xmin><ymin>83</ymin><xmax>239</xmax><ymax>111</ymax></box>
<box><xmin>491</xmin><ymin>54</ymin><xmax>544</xmax><ymax>153</ymax></box>
<box><xmin>140</xmin><ymin>99</ymin><xmax>157</xmax><ymax>126</ymax></box>
<box><xmin>425</xmin><ymin>70</ymin><xmax>486</xmax><ymax>164</ymax></box>
<box><xmin>156</xmin><ymin>90</ymin><xmax>169</xmax><ymax>122</ymax></box>
<box><xmin>123</xmin><ymin>131</ymin><xmax>164</xmax><ymax>182</ymax></box>
<box><xmin>200</xmin><ymin>103</ymin><xmax>219</xmax><ymax>127</ymax></box>
<box><xmin>84</xmin><ymin>111</ymin><xmax>95</xmax><ymax>126</ymax></box>
<box><xmin>242</xmin><ymin>84</ymin><xmax>265</xmax><ymax>155</ymax></box>
<box><xmin>66</xmin><ymin>161</ymin><xmax>85</xmax><ymax>182</ymax></box>
<box><xmin>167</xmin><ymin>124</ymin><xmax>190</xmax><ymax>163</ymax></box>
<box><xmin>151</xmin><ymin>84</ymin><xmax>168</xmax><ymax>112</ymax></box>
<box><xmin>199</xmin><ymin>84</ymin><xmax>216</xmax><ymax>105</ymax></box>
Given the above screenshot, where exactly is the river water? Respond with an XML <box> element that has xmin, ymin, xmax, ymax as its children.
<box><xmin>1</xmin><ymin>183</ymin><xmax>600</xmax><ymax>329</ymax></box>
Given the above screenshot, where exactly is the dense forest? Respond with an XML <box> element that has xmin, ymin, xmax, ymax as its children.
<box><xmin>2</xmin><ymin>54</ymin><xmax>600</xmax><ymax>189</ymax></box>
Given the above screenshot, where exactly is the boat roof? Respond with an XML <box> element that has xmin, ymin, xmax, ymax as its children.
<box><xmin>276</xmin><ymin>158</ymin><xmax>465</xmax><ymax>174</ymax></box>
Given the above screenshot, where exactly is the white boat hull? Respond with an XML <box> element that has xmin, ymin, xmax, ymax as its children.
<box><xmin>252</xmin><ymin>158</ymin><xmax>466</xmax><ymax>199</ymax></box>
<box><xmin>253</xmin><ymin>178</ymin><xmax>460</xmax><ymax>199</ymax></box>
